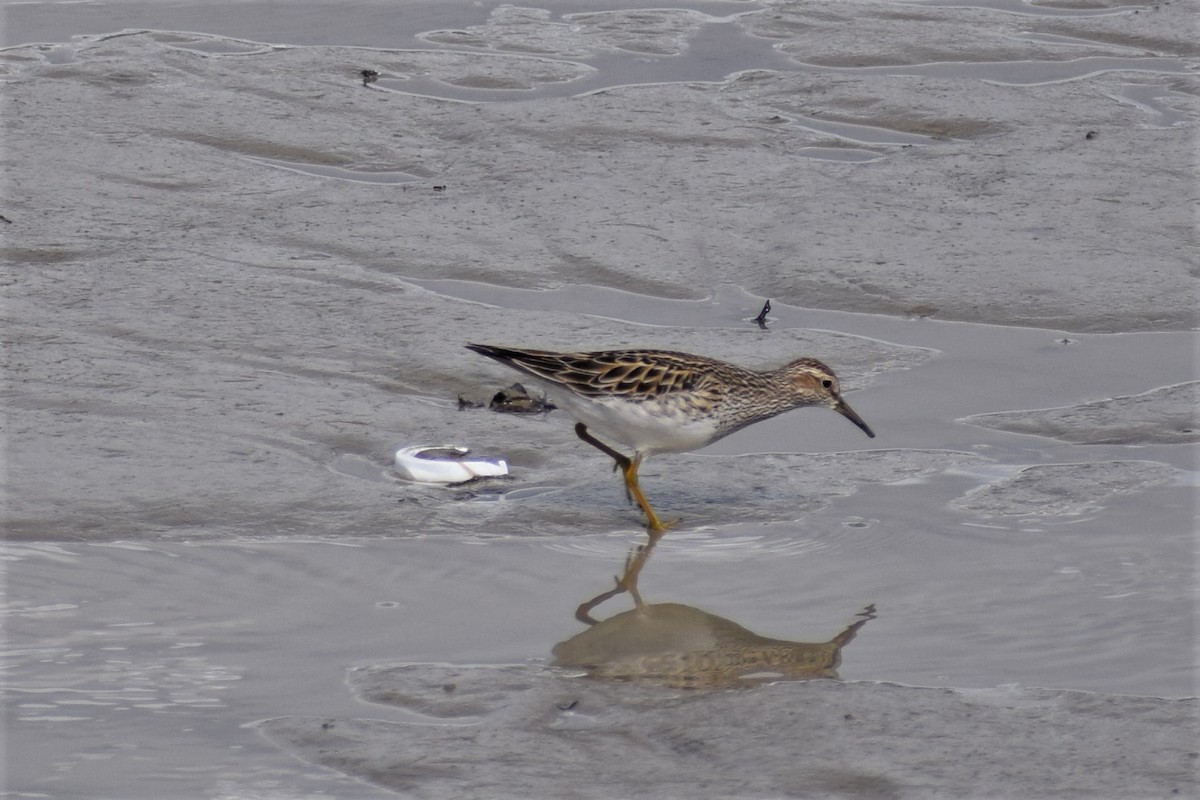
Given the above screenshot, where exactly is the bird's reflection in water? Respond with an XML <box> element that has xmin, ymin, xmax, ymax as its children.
<box><xmin>553</xmin><ymin>532</ymin><xmax>875</xmax><ymax>689</ymax></box>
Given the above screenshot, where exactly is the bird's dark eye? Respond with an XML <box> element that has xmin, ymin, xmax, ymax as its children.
<box><xmin>821</xmin><ymin>379</ymin><xmax>833</xmax><ymax>389</ymax></box>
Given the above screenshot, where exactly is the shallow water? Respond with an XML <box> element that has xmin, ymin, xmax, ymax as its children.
<box><xmin>6</xmin><ymin>470</ymin><xmax>1194</xmax><ymax>796</ymax></box>
<box><xmin>3</xmin><ymin>1</ymin><xmax>1197</xmax><ymax>798</ymax></box>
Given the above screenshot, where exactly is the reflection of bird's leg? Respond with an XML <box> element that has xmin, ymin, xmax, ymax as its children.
<box><xmin>574</xmin><ymin>532</ymin><xmax>663</xmax><ymax>624</ymax></box>
<box><xmin>574</xmin><ymin>423</ymin><xmax>672</xmax><ymax>534</ymax></box>
<box><xmin>619</xmin><ymin>545</ymin><xmax>648</xmax><ymax>610</ymax></box>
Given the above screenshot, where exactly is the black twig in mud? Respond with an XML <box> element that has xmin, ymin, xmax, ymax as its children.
<box><xmin>753</xmin><ymin>299</ymin><xmax>771</xmax><ymax>330</ymax></box>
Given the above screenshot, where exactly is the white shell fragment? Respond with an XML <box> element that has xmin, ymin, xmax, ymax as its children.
<box><xmin>393</xmin><ymin>445</ymin><xmax>508</xmax><ymax>484</ymax></box>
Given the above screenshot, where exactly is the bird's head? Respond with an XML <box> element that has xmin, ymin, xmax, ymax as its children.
<box><xmin>785</xmin><ymin>358</ymin><xmax>875</xmax><ymax>439</ymax></box>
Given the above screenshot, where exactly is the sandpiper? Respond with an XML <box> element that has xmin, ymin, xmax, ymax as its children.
<box><xmin>466</xmin><ymin>344</ymin><xmax>875</xmax><ymax>533</ymax></box>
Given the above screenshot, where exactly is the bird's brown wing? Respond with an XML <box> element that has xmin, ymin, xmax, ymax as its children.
<box><xmin>466</xmin><ymin>344</ymin><xmax>720</xmax><ymax>401</ymax></box>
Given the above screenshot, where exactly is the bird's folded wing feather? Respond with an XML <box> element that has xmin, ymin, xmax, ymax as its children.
<box><xmin>495</xmin><ymin>349</ymin><xmax>713</xmax><ymax>401</ymax></box>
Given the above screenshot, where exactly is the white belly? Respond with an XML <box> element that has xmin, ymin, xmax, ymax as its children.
<box><xmin>540</xmin><ymin>385</ymin><xmax>720</xmax><ymax>456</ymax></box>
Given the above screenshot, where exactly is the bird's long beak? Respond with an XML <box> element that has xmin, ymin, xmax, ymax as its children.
<box><xmin>834</xmin><ymin>397</ymin><xmax>875</xmax><ymax>438</ymax></box>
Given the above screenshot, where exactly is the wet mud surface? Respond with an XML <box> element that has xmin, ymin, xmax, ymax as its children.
<box><xmin>2</xmin><ymin>0</ymin><xmax>1197</xmax><ymax>798</ymax></box>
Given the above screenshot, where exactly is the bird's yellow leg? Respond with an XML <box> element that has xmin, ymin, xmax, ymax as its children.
<box><xmin>574</xmin><ymin>423</ymin><xmax>676</xmax><ymax>534</ymax></box>
<box><xmin>622</xmin><ymin>454</ymin><xmax>676</xmax><ymax>536</ymax></box>
<box><xmin>574</xmin><ymin>423</ymin><xmax>630</xmax><ymax>470</ymax></box>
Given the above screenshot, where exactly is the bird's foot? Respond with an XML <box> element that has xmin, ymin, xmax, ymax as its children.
<box><xmin>643</xmin><ymin>514</ymin><xmax>679</xmax><ymax>539</ymax></box>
